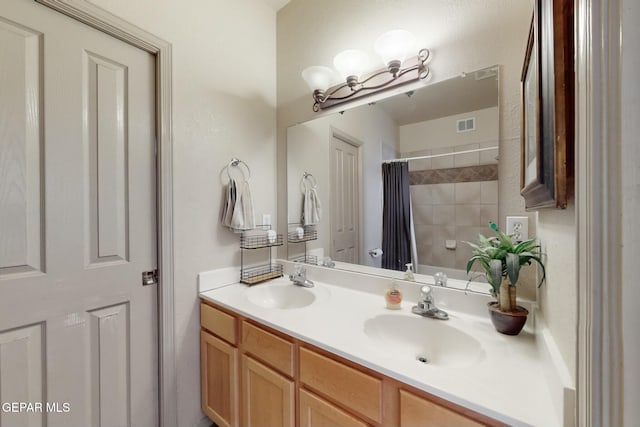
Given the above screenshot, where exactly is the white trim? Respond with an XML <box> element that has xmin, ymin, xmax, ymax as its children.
<box><xmin>34</xmin><ymin>1</ymin><xmax>177</xmax><ymax>426</ymax></box>
<box><xmin>384</xmin><ymin>146</ymin><xmax>499</xmax><ymax>163</ymax></box>
<box><xmin>535</xmin><ymin>310</ymin><xmax>576</xmax><ymax>427</ymax></box>
<box><xmin>575</xmin><ymin>0</ymin><xmax>623</xmax><ymax>426</ymax></box>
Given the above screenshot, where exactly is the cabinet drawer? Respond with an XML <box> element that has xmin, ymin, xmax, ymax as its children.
<box><xmin>201</xmin><ymin>302</ymin><xmax>237</xmax><ymax>345</ymax></box>
<box><xmin>299</xmin><ymin>389</ymin><xmax>370</xmax><ymax>427</ymax></box>
<box><xmin>299</xmin><ymin>347</ymin><xmax>382</xmax><ymax>423</ymax></box>
<box><xmin>242</xmin><ymin>321</ymin><xmax>294</xmax><ymax>377</ymax></box>
<box><xmin>399</xmin><ymin>389</ymin><xmax>486</xmax><ymax>427</ymax></box>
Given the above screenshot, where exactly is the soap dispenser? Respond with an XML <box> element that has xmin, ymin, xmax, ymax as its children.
<box><xmin>385</xmin><ymin>281</ymin><xmax>403</xmax><ymax>310</ymax></box>
<box><xmin>404</xmin><ymin>263</ymin><xmax>415</xmax><ymax>281</ymax></box>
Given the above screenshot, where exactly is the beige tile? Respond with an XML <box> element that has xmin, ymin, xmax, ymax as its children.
<box><xmin>431</xmin><ymin>147</ymin><xmax>454</xmax><ymax>170</ymax></box>
<box><xmin>431</xmin><ymin>224</ymin><xmax>457</xmax><ymax>269</ymax></box>
<box><xmin>412</xmin><ymin>204</ymin><xmax>433</xmax><ymax>225</ymax></box>
<box><xmin>410</xmin><ymin>185</ymin><xmax>432</xmax><ymax>205</ymax></box>
<box><xmin>456</xmin><ymin>226</ymin><xmax>487</xmax><ymax>246</ymax></box>
<box><xmin>455</xmin><ymin>205</ymin><xmax>482</xmax><ymax>226</ymax></box>
<box><xmin>407</xmin><ymin>149</ymin><xmax>431</xmax><ymax>171</ymax></box>
<box><xmin>433</xmin><ymin>205</ymin><xmax>456</xmax><ymax>226</ymax></box>
<box><xmin>431</xmin><ymin>245</ymin><xmax>457</xmax><ymax>269</ymax></box>
<box><xmin>409</xmin><ymin>158</ymin><xmax>431</xmax><ymax>171</ymax></box>
<box><xmin>480</xmin><ymin>204</ymin><xmax>498</xmax><ymax>226</ymax></box>
<box><xmin>416</xmin><ymin>241</ymin><xmax>433</xmax><ymax>265</ymax></box>
<box><xmin>455</xmin><ymin>182</ymin><xmax>481</xmax><ymax>204</ymax></box>
<box><xmin>454</xmin><ymin>143</ymin><xmax>480</xmax><ymax>167</ymax></box>
<box><xmin>480</xmin><ymin>180</ymin><xmax>499</xmax><ymax>204</ymax></box>
<box><xmin>432</xmin><ymin>183</ymin><xmax>455</xmax><ymax>204</ymax></box>
<box><xmin>454</xmin><ymin>244</ymin><xmax>474</xmax><ymax>271</ymax></box>
<box><xmin>414</xmin><ymin>224</ymin><xmax>433</xmax><ymax>242</ymax></box>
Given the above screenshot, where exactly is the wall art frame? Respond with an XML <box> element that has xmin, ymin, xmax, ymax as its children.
<box><xmin>520</xmin><ymin>0</ymin><xmax>574</xmax><ymax>210</ymax></box>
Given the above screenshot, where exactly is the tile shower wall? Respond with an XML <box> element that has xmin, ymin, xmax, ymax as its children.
<box><xmin>406</xmin><ymin>144</ymin><xmax>498</xmax><ymax>272</ymax></box>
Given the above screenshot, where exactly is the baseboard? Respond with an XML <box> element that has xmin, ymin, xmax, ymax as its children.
<box><xmin>192</xmin><ymin>415</ymin><xmax>213</xmax><ymax>427</ymax></box>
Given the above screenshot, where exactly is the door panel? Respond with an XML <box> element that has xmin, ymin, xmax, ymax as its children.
<box><xmin>330</xmin><ymin>136</ymin><xmax>360</xmax><ymax>263</ymax></box>
<box><xmin>0</xmin><ymin>17</ymin><xmax>44</xmax><ymax>277</ymax></box>
<box><xmin>87</xmin><ymin>52</ymin><xmax>130</xmax><ymax>264</ymax></box>
<box><xmin>0</xmin><ymin>324</ymin><xmax>45</xmax><ymax>427</ymax></box>
<box><xmin>0</xmin><ymin>1</ymin><xmax>157</xmax><ymax>425</ymax></box>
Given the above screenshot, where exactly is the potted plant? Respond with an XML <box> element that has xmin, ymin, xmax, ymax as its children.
<box><xmin>465</xmin><ymin>221</ymin><xmax>546</xmax><ymax>335</ymax></box>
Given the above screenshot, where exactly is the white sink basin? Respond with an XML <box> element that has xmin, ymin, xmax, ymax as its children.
<box><xmin>363</xmin><ymin>314</ymin><xmax>485</xmax><ymax>368</ymax></box>
<box><xmin>244</xmin><ymin>280</ymin><xmax>329</xmax><ymax>309</ymax></box>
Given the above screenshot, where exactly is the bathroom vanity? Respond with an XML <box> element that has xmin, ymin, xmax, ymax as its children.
<box><xmin>199</xmin><ymin>263</ymin><xmax>564</xmax><ymax>427</ymax></box>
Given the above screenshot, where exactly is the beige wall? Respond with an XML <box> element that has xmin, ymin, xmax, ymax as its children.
<box><xmin>88</xmin><ymin>0</ymin><xmax>277</xmax><ymax>425</ymax></box>
<box><xmin>277</xmin><ymin>0</ymin><xmax>576</xmax><ymax>384</ymax></box>
<box><xmin>400</xmin><ymin>107</ymin><xmax>499</xmax><ymax>153</ymax></box>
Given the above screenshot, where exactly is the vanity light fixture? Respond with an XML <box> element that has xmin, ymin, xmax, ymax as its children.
<box><xmin>301</xmin><ymin>30</ymin><xmax>430</xmax><ymax>112</ymax></box>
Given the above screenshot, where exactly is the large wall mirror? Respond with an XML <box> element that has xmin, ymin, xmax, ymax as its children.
<box><xmin>287</xmin><ymin>66</ymin><xmax>499</xmax><ymax>292</ymax></box>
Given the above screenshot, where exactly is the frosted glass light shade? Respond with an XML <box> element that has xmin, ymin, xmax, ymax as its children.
<box><xmin>301</xmin><ymin>66</ymin><xmax>336</xmax><ymax>91</ymax></box>
<box><xmin>374</xmin><ymin>30</ymin><xmax>416</xmax><ymax>66</ymax></box>
<box><xmin>333</xmin><ymin>49</ymin><xmax>369</xmax><ymax>80</ymax></box>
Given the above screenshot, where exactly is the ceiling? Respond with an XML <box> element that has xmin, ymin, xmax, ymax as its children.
<box><xmin>375</xmin><ymin>67</ymin><xmax>499</xmax><ymax>125</ymax></box>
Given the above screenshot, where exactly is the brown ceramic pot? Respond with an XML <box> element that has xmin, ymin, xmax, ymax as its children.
<box><xmin>487</xmin><ymin>301</ymin><xmax>529</xmax><ymax>335</ymax></box>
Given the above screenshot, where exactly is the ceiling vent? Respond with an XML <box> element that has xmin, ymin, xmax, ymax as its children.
<box><xmin>456</xmin><ymin>117</ymin><xmax>476</xmax><ymax>133</ymax></box>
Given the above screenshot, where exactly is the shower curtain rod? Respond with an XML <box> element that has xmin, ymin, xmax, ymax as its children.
<box><xmin>384</xmin><ymin>146</ymin><xmax>499</xmax><ymax>163</ymax></box>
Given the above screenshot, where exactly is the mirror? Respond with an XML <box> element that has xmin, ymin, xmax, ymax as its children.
<box><xmin>287</xmin><ymin>67</ymin><xmax>499</xmax><ymax>292</ymax></box>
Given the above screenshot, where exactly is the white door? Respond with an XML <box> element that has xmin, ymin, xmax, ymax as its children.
<box><xmin>330</xmin><ymin>135</ymin><xmax>360</xmax><ymax>263</ymax></box>
<box><xmin>0</xmin><ymin>1</ymin><xmax>158</xmax><ymax>426</ymax></box>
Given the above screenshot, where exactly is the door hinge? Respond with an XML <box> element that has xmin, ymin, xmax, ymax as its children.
<box><xmin>142</xmin><ymin>269</ymin><xmax>159</xmax><ymax>286</ymax></box>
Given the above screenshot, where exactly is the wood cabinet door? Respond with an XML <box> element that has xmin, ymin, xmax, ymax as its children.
<box><xmin>399</xmin><ymin>389</ymin><xmax>485</xmax><ymax>427</ymax></box>
<box><xmin>299</xmin><ymin>388</ymin><xmax>370</xmax><ymax>427</ymax></box>
<box><xmin>201</xmin><ymin>331</ymin><xmax>239</xmax><ymax>427</ymax></box>
<box><xmin>241</xmin><ymin>354</ymin><xmax>294</xmax><ymax>427</ymax></box>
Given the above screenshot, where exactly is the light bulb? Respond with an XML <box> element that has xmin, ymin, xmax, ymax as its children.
<box><xmin>333</xmin><ymin>49</ymin><xmax>369</xmax><ymax>84</ymax></box>
<box><xmin>374</xmin><ymin>30</ymin><xmax>416</xmax><ymax>72</ymax></box>
<box><xmin>301</xmin><ymin>66</ymin><xmax>336</xmax><ymax>92</ymax></box>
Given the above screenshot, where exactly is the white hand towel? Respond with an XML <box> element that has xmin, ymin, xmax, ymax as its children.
<box><xmin>222</xmin><ymin>179</ymin><xmax>237</xmax><ymax>228</ymax></box>
<box><xmin>239</xmin><ymin>180</ymin><xmax>255</xmax><ymax>230</ymax></box>
<box><xmin>303</xmin><ymin>186</ymin><xmax>322</xmax><ymax>226</ymax></box>
<box><xmin>230</xmin><ymin>180</ymin><xmax>245</xmax><ymax>231</ymax></box>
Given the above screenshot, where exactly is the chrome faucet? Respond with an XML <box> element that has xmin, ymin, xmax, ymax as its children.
<box><xmin>412</xmin><ymin>285</ymin><xmax>449</xmax><ymax>320</ymax></box>
<box><xmin>289</xmin><ymin>265</ymin><xmax>314</xmax><ymax>288</ymax></box>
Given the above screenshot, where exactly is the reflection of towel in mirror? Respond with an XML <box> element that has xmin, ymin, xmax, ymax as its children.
<box><xmin>302</xmin><ymin>186</ymin><xmax>322</xmax><ymax>226</ymax></box>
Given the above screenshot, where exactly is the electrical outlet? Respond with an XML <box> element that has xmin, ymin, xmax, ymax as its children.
<box><xmin>506</xmin><ymin>216</ymin><xmax>528</xmax><ymax>242</ymax></box>
<box><xmin>262</xmin><ymin>214</ymin><xmax>271</xmax><ymax>226</ymax></box>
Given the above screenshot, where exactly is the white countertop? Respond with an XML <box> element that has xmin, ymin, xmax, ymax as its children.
<box><xmin>199</xmin><ymin>266</ymin><xmax>560</xmax><ymax>427</ymax></box>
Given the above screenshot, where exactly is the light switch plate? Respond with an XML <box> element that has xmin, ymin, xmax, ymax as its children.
<box><xmin>506</xmin><ymin>216</ymin><xmax>528</xmax><ymax>242</ymax></box>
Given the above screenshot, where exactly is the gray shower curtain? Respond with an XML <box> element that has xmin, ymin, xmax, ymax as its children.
<box><xmin>381</xmin><ymin>162</ymin><xmax>412</xmax><ymax>271</ymax></box>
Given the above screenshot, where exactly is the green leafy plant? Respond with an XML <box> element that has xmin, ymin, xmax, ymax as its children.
<box><xmin>465</xmin><ymin>221</ymin><xmax>546</xmax><ymax>313</ymax></box>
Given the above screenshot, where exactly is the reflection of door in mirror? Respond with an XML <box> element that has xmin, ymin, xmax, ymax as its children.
<box><xmin>330</xmin><ymin>134</ymin><xmax>360</xmax><ymax>263</ymax></box>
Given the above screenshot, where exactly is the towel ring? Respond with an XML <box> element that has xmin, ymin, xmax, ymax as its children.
<box><xmin>300</xmin><ymin>172</ymin><xmax>317</xmax><ymax>193</ymax></box>
<box><xmin>226</xmin><ymin>158</ymin><xmax>251</xmax><ymax>181</ymax></box>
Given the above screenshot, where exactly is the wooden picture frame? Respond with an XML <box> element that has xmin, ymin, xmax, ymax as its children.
<box><xmin>520</xmin><ymin>0</ymin><xmax>574</xmax><ymax>210</ymax></box>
